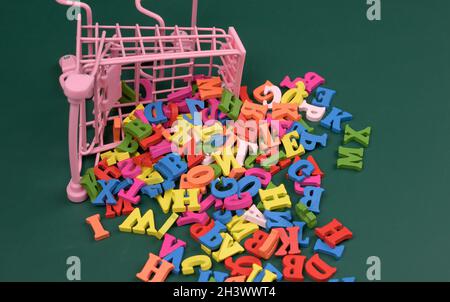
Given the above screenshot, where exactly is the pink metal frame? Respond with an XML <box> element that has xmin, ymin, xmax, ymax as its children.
<box><xmin>56</xmin><ymin>0</ymin><xmax>246</xmax><ymax>202</ymax></box>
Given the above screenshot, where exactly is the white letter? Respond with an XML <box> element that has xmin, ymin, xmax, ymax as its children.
<box><xmin>366</xmin><ymin>256</ymin><xmax>381</xmax><ymax>280</ymax></box>
<box><xmin>66</xmin><ymin>256</ymin><xmax>81</xmax><ymax>281</ymax></box>
<box><xmin>263</xmin><ymin>85</ymin><xmax>282</xmax><ymax>109</ymax></box>
<box><xmin>367</xmin><ymin>0</ymin><xmax>381</xmax><ymax>21</ymax></box>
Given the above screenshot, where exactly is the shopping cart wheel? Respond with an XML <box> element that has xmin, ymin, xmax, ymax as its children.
<box><xmin>67</xmin><ymin>179</ymin><xmax>88</xmax><ymax>203</ymax></box>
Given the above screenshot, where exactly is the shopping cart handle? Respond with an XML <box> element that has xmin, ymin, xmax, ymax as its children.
<box><xmin>135</xmin><ymin>0</ymin><xmax>199</xmax><ymax>28</ymax></box>
<box><xmin>134</xmin><ymin>0</ymin><xmax>165</xmax><ymax>27</ymax></box>
<box><xmin>56</xmin><ymin>1</ymin><xmax>198</xmax><ymax>28</ymax></box>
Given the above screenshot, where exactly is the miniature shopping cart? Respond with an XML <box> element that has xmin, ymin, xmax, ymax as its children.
<box><xmin>56</xmin><ymin>0</ymin><xmax>246</xmax><ymax>202</ymax></box>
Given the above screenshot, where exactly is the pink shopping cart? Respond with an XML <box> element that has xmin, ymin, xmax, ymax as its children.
<box><xmin>56</xmin><ymin>0</ymin><xmax>246</xmax><ymax>202</ymax></box>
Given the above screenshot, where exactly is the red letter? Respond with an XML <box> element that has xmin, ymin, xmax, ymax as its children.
<box><xmin>136</xmin><ymin>253</ymin><xmax>174</xmax><ymax>282</ymax></box>
<box><xmin>282</xmin><ymin>255</ymin><xmax>306</xmax><ymax>281</ymax></box>
<box><xmin>105</xmin><ymin>197</ymin><xmax>134</xmax><ymax>218</ymax></box>
<box><xmin>315</xmin><ymin>218</ymin><xmax>353</xmax><ymax>248</ymax></box>
<box><xmin>305</xmin><ymin>254</ymin><xmax>336</xmax><ymax>282</ymax></box>
<box><xmin>243</xmin><ymin>230</ymin><xmax>268</xmax><ymax>258</ymax></box>
<box><xmin>274</xmin><ymin>226</ymin><xmax>301</xmax><ymax>256</ymax></box>
<box><xmin>190</xmin><ymin>219</ymin><xmax>215</xmax><ymax>241</ymax></box>
<box><xmin>224</xmin><ymin>256</ymin><xmax>262</xmax><ymax>276</ymax></box>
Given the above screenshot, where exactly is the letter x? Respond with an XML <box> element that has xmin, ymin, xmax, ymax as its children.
<box><xmin>343</xmin><ymin>125</ymin><xmax>371</xmax><ymax>147</ymax></box>
<box><xmin>93</xmin><ymin>180</ymin><xmax>119</xmax><ymax>206</ymax></box>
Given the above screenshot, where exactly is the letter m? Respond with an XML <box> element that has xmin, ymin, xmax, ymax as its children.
<box><xmin>337</xmin><ymin>147</ymin><xmax>364</xmax><ymax>171</ymax></box>
<box><xmin>227</xmin><ymin>216</ymin><xmax>259</xmax><ymax>242</ymax></box>
<box><xmin>118</xmin><ymin>208</ymin><xmax>157</xmax><ymax>235</ymax></box>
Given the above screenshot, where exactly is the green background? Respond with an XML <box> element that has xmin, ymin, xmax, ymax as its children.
<box><xmin>1</xmin><ymin>0</ymin><xmax>449</xmax><ymax>282</ymax></box>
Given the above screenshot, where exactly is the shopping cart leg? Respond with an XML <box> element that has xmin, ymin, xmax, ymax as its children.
<box><xmin>66</xmin><ymin>101</ymin><xmax>88</xmax><ymax>203</ymax></box>
<box><xmin>61</xmin><ymin>73</ymin><xmax>94</xmax><ymax>203</ymax></box>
